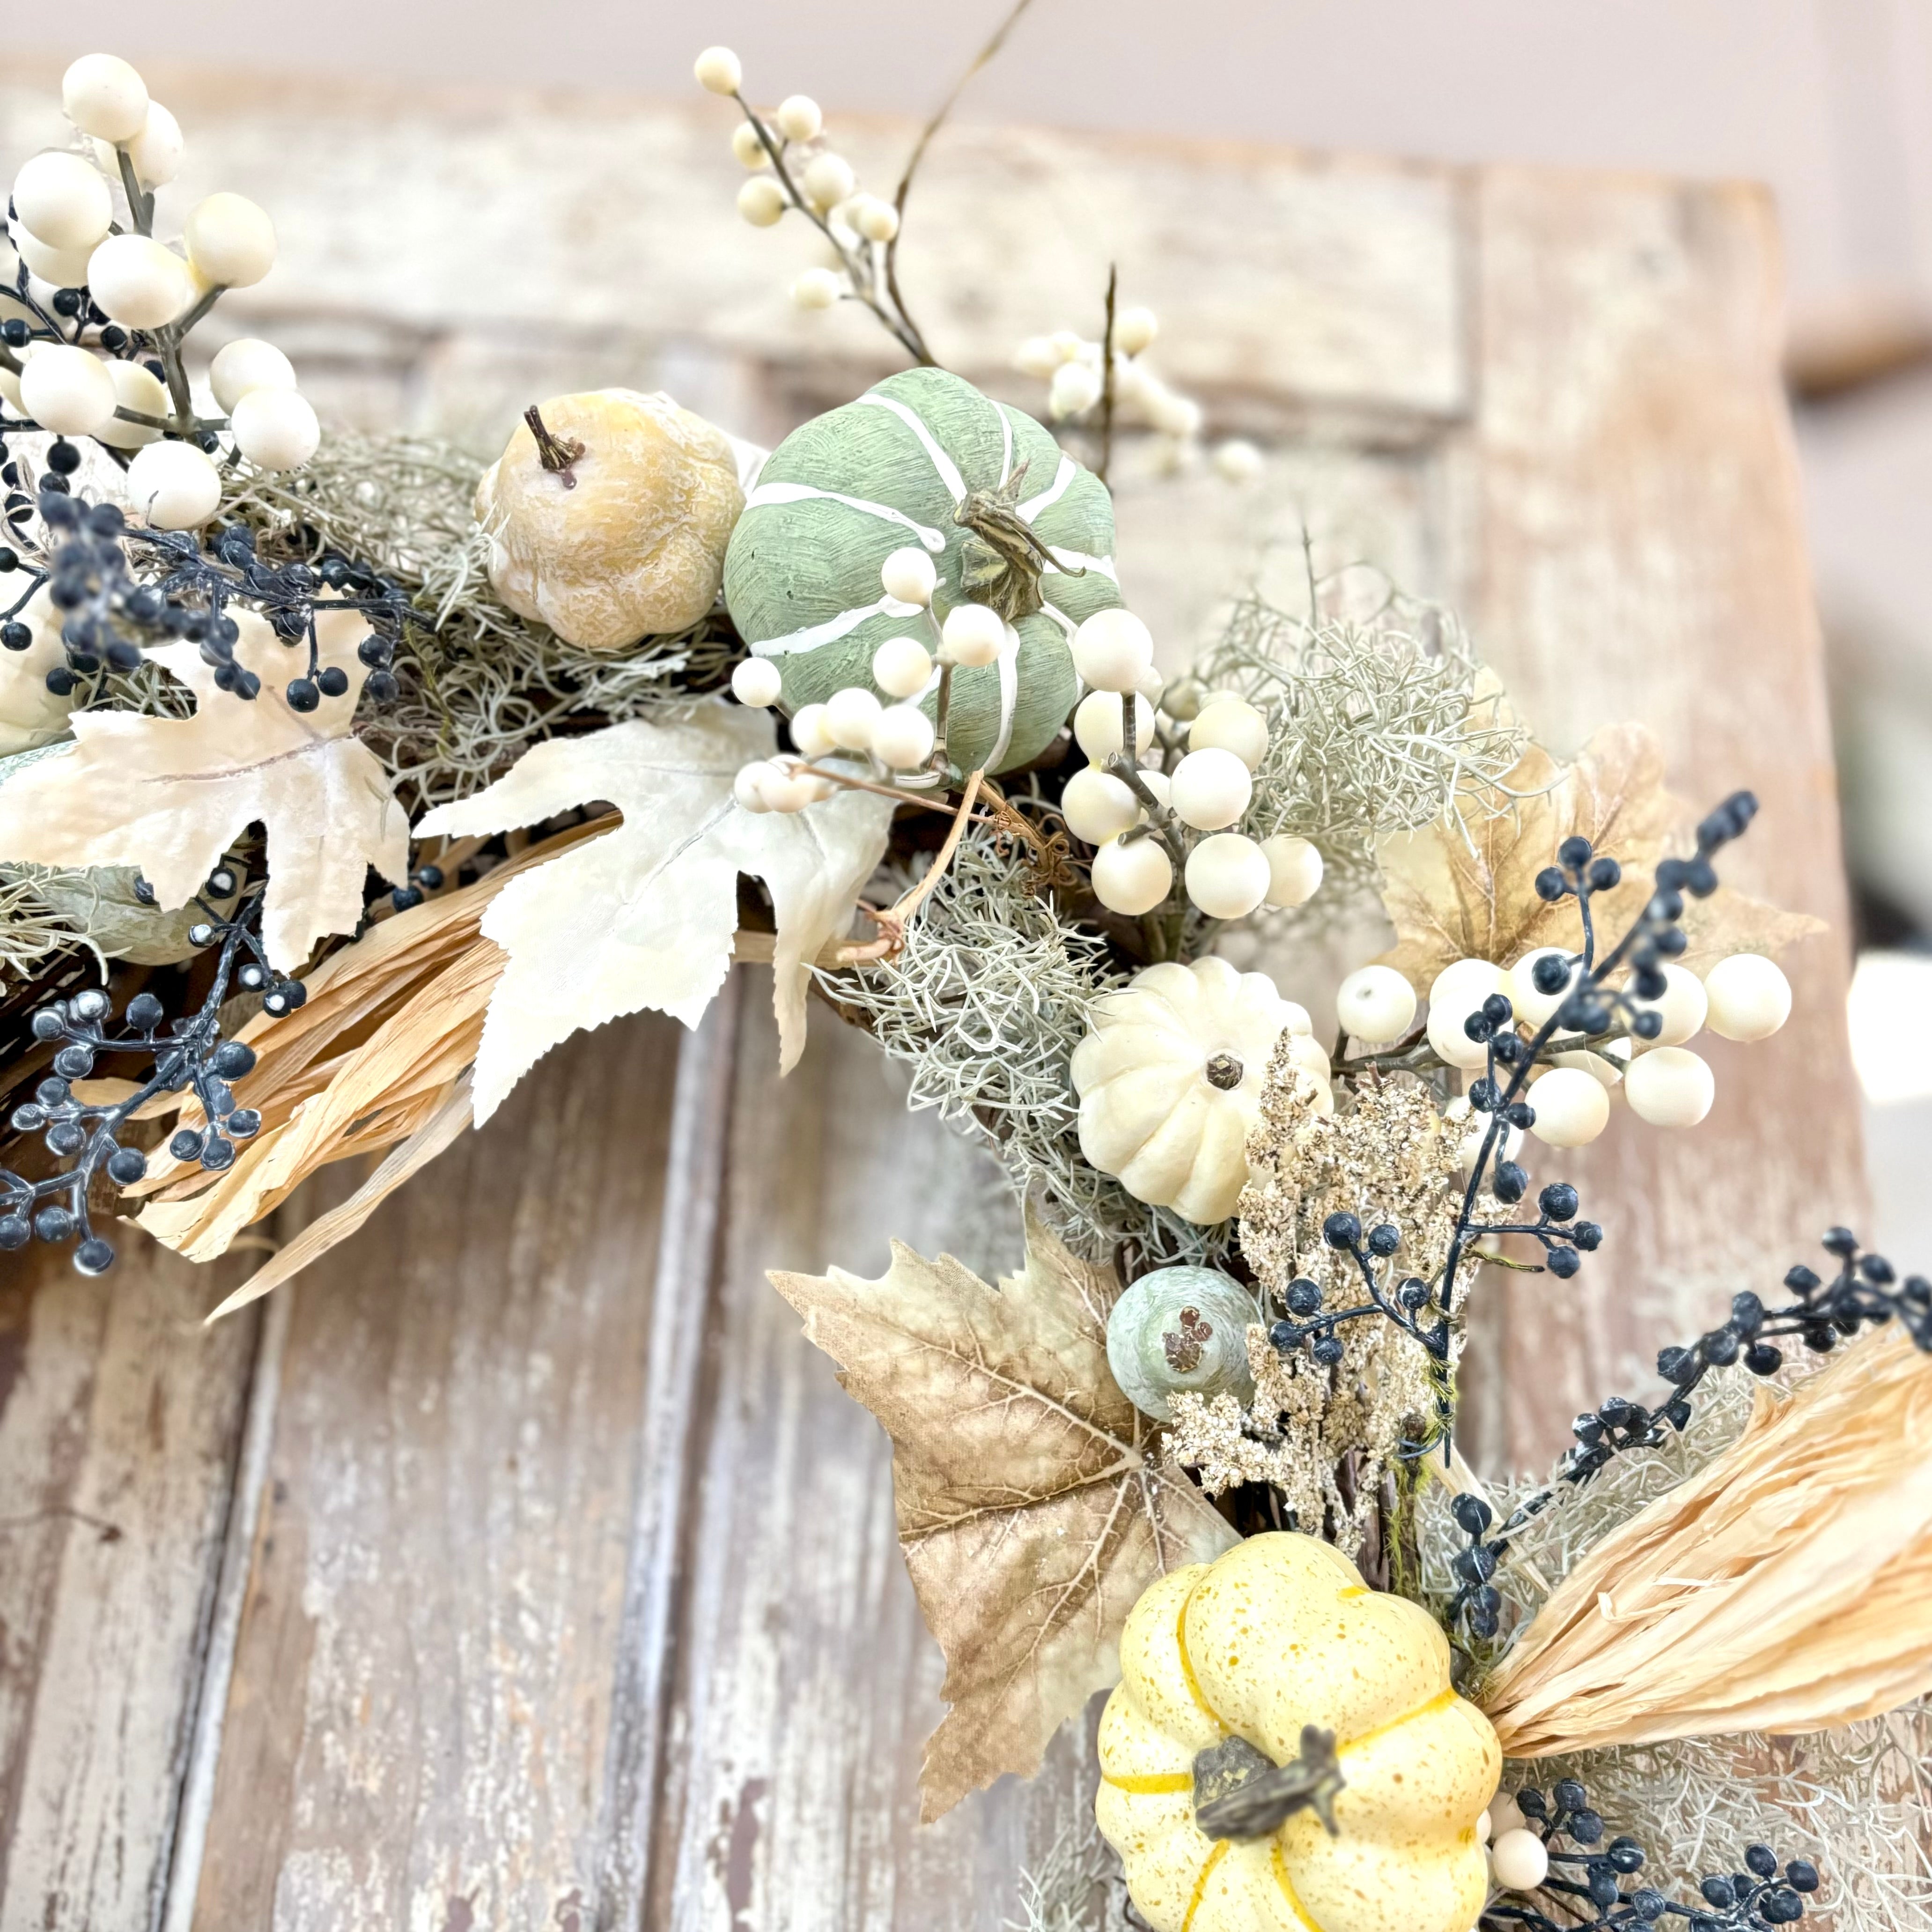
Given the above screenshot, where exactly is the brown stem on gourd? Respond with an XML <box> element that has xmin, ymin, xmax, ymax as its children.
<box><xmin>524</xmin><ymin>405</ymin><xmax>585</xmax><ymax>489</ymax></box>
<box><xmin>952</xmin><ymin>458</ymin><xmax>1080</xmax><ymax>622</ymax></box>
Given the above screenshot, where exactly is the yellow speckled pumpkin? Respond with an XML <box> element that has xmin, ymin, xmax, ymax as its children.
<box><xmin>1096</xmin><ymin>1533</ymin><xmax>1499</xmax><ymax>1932</ymax></box>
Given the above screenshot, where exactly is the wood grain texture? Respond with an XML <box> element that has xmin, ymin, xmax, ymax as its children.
<box><xmin>1450</xmin><ymin>170</ymin><xmax>1867</xmax><ymax>1471</ymax></box>
<box><xmin>184</xmin><ymin>1018</ymin><xmax>676</xmax><ymax>1932</ymax></box>
<box><xmin>0</xmin><ymin>1240</ymin><xmax>255</xmax><ymax>1932</ymax></box>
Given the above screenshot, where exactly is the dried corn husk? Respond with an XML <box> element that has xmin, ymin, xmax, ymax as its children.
<box><xmin>1482</xmin><ymin>1325</ymin><xmax>1932</xmax><ymax>1755</ymax></box>
<box><xmin>125</xmin><ymin>820</ymin><xmax>610</xmax><ymax>1283</ymax></box>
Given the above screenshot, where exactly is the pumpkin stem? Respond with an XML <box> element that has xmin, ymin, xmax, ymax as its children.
<box><xmin>952</xmin><ymin>458</ymin><xmax>1081</xmax><ymax>623</ymax></box>
<box><xmin>1193</xmin><ymin>1726</ymin><xmax>1347</xmax><ymax>1842</ymax></box>
<box><xmin>1205</xmin><ymin>1053</ymin><xmax>1244</xmax><ymax>1091</ymax></box>
<box><xmin>524</xmin><ymin>405</ymin><xmax>586</xmax><ymax>490</ymax></box>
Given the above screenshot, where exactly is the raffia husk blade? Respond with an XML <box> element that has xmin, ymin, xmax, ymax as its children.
<box><xmin>1481</xmin><ymin>1325</ymin><xmax>1932</xmax><ymax>1755</ymax></box>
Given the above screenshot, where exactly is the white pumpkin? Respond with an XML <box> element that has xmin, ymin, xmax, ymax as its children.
<box><xmin>1072</xmin><ymin>956</ymin><xmax>1328</xmax><ymax>1225</ymax></box>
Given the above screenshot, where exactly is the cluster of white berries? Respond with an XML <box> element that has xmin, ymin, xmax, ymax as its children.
<box><xmin>693</xmin><ymin>46</ymin><xmax>922</xmax><ymax>351</ymax></box>
<box><xmin>1057</xmin><ymin>612</ymin><xmax>1320</xmax><ymax>923</ymax></box>
<box><xmin>1</xmin><ymin>54</ymin><xmax>315</xmax><ymax>529</ymax></box>
<box><xmin>1335</xmin><ymin>946</ymin><xmax>1793</xmax><ymax>1154</ymax></box>
<box><xmin>730</xmin><ymin>544</ymin><xmax>973</xmax><ymax>813</ymax></box>
<box><xmin>1013</xmin><ymin>314</ymin><xmax>1263</xmax><ymax>484</ymax></box>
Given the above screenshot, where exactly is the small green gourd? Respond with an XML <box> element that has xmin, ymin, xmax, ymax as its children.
<box><xmin>722</xmin><ymin>367</ymin><xmax>1121</xmax><ymax>774</ymax></box>
<box><xmin>1106</xmin><ymin>1266</ymin><xmax>1258</xmax><ymax>1423</ymax></box>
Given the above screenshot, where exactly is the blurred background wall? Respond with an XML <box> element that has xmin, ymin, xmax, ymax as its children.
<box><xmin>15</xmin><ymin>0</ymin><xmax>1932</xmax><ymax>1248</ymax></box>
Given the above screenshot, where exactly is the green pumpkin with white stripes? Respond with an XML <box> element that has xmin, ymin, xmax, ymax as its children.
<box><xmin>723</xmin><ymin>367</ymin><xmax>1121</xmax><ymax>774</ymax></box>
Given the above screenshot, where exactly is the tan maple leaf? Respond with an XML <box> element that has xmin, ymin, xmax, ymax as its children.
<box><xmin>1373</xmin><ymin>718</ymin><xmax>1822</xmax><ymax>989</ymax></box>
<box><xmin>769</xmin><ymin>1211</ymin><xmax>1236</xmax><ymax>1821</ymax></box>
<box><xmin>0</xmin><ymin>608</ymin><xmax>406</xmax><ymax>970</ymax></box>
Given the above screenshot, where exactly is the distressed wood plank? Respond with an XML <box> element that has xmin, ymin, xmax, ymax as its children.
<box><xmin>0</xmin><ymin>64</ymin><xmax>1466</xmax><ymax>430</ymax></box>
<box><xmin>645</xmin><ymin>977</ymin><xmax>1099</xmax><ymax>1932</ymax></box>
<box><xmin>0</xmin><ymin>1239</ymin><xmax>256</xmax><ymax>1932</ymax></box>
<box><xmin>184</xmin><ymin>1018</ymin><xmax>677</xmax><ymax>1932</ymax></box>
<box><xmin>1453</xmin><ymin>170</ymin><xmax>1867</xmax><ymax>1470</ymax></box>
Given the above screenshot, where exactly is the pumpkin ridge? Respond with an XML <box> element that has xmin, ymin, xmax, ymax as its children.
<box><xmin>1101</xmin><ymin>1770</ymin><xmax>1195</xmax><ymax>1794</ymax></box>
<box><xmin>1180</xmin><ymin>1837</ymin><xmax>1230</xmax><ymax>1932</ymax></box>
<box><xmin>1337</xmin><ymin>1684</ymin><xmax>1458</xmax><ymax>1757</ymax></box>
<box><xmin>1270</xmin><ymin>1840</ymin><xmax>1325</xmax><ymax>1932</ymax></box>
<box><xmin>1173</xmin><ymin>1577</ymin><xmax>1229</xmax><ymax>1733</ymax></box>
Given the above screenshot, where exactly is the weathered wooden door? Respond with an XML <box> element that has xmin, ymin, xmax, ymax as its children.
<box><xmin>0</xmin><ymin>66</ymin><xmax>1863</xmax><ymax>1932</ymax></box>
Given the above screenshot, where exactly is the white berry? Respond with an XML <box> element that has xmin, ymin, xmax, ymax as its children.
<box><xmin>1337</xmin><ymin>965</ymin><xmax>1416</xmax><ymax>1044</ymax></box>
<box><xmin>775</xmin><ymin>95</ymin><xmax>823</xmax><ymax>140</ymax></box>
<box><xmin>184</xmin><ymin>193</ymin><xmax>276</xmax><ymax>288</ymax></box>
<box><xmin>1212</xmin><ymin>438</ymin><xmax>1264</xmax><ymax>484</ymax></box>
<box><xmin>62</xmin><ymin>54</ymin><xmax>149</xmax><ymax>143</ymax></box>
<box><xmin>1061</xmin><ymin>766</ymin><xmax>1139</xmax><ymax>844</ymax></box>
<box><xmin>940</xmin><ymin>603</ymin><xmax>1005</xmax><ymax>667</ymax></box>
<box><xmin>209</xmin><ymin>337</ymin><xmax>297</xmax><ymax>414</ymax></box>
<box><xmin>1426</xmin><ymin>959</ymin><xmax>1507</xmax><ymax>1070</ymax></box>
<box><xmin>1490</xmin><ymin>1794</ymin><xmax>1527</xmax><ymax>1838</ymax></box>
<box><xmin>1091</xmin><ymin>834</ymin><xmax>1172</xmax><ymax>915</ymax></box>
<box><xmin>737</xmin><ymin>176</ymin><xmax>786</xmax><ymax>226</ymax></box>
<box><xmin>1150</xmin><ymin>389</ymin><xmax>1203</xmax><ymax>438</ymax></box>
<box><xmin>880</xmin><ymin>546</ymin><xmax>936</xmax><ymax>606</ymax></box>
<box><xmin>731</xmin><ymin>121</ymin><xmax>771</xmax><ymax>168</ymax></box>
<box><xmin>126</xmin><ymin>101</ymin><xmax>183</xmax><ymax>186</ymax></box>
<box><xmin>870</xmin><ymin>703</ymin><xmax>934</xmax><ymax>771</ymax></box>
<box><xmin>734</xmin><ymin>759</ymin><xmax>779</xmax><ymax>811</ymax></box>
<box><xmin>94</xmin><ymin>357</ymin><xmax>168</xmax><ymax>449</ymax></box>
<box><xmin>1072</xmin><ymin>689</ymin><xmax>1154</xmax><ymax>762</ymax></box>
<box><xmin>1070</xmin><ymin>607</ymin><xmax>1154</xmax><ymax>693</ymax></box>
<box><xmin>730</xmin><ymin>658</ymin><xmax>783</xmax><ymax>708</ymax></box>
<box><xmin>803</xmin><ymin>152</ymin><xmax>855</xmax><ymax>210</ymax></box>
<box><xmin>1448</xmin><ymin>1096</ymin><xmax>1519</xmax><ymax>1173</ymax></box>
<box><xmin>1631</xmin><ymin>961</ymin><xmax>1706</xmax><ymax>1047</ymax></box>
<box><xmin>1491</xmin><ymin>1828</ymin><xmax>1549</xmax><ymax>1892</ymax></box>
<box><xmin>1508</xmin><ymin>946</ymin><xmax>1578</xmax><ymax>1029</ymax></box>
<box><xmin>1624</xmin><ymin>1047</ymin><xmax>1714</xmax><ymax>1127</ymax></box>
<box><xmin>1526</xmin><ymin>1067</ymin><xmax>1611</xmax><ymax>1147</ymax></box>
<box><xmin>1012</xmin><ymin>335</ymin><xmax>1060</xmax><ymax>380</ymax></box>
<box><xmin>1188</xmin><ymin>697</ymin><xmax>1269</xmax><ymax>770</ymax></box>
<box><xmin>1261</xmin><ymin>833</ymin><xmax>1323</xmax><ymax>907</ymax></box>
<box><xmin>1115</xmin><ymin>305</ymin><xmax>1158</xmax><ymax>355</ymax></box>
<box><xmin>824</xmin><ymin>684</ymin><xmax>882</xmax><ymax>750</ymax></box>
<box><xmin>1169</xmin><ymin>747</ymin><xmax>1253</xmax><ymax>831</ymax></box>
<box><xmin>1185</xmin><ymin>833</ymin><xmax>1271</xmax><ymax>919</ymax></box>
<box><xmin>125</xmin><ymin>438</ymin><xmax>222</xmax><ymax>530</ymax></box>
<box><xmin>13</xmin><ymin>152</ymin><xmax>111</xmax><ymax>252</ymax></box>
<box><xmin>86</xmin><ymin>233</ymin><xmax>191</xmax><ymax>328</ymax></box>
<box><xmin>12</xmin><ymin>227</ymin><xmax>93</xmax><ymax>288</ymax></box>
<box><xmin>853</xmin><ymin>195</ymin><xmax>899</xmax><ymax>243</ymax></box>
<box><xmin>791</xmin><ymin>267</ymin><xmax>842</xmax><ymax>310</ymax></box>
<box><xmin>1704</xmin><ymin>953</ymin><xmax>1792</xmax><ymax>1041</ymax></box>
<box><xmin>230</xmin><ymin>386</ymin><xmax>319</xmax><ymax>470</ymax></box>
<box><xmin>790</xmin><ymin>701</ymin><xmax>836</xmax><ymax>759</ymax></box>
<box><xmin>693</xmin><ymin>46</ymin><xmax>744</xmax><ymax>94</ymax></box>
<box><xmin>1552</xmin><ymin>1039</ymin><xmax>1629</xmax><ymax>1091</ymax></box>
<box><xmin>19</xmin><ymin>344</ymin><xmax>116</xmax><ymax>436</ymax></box>
<box><xmin>871</xmin><ymin>635</ymin><xmax>932</xmax><ymax>698</ymax></box>
<box><xmin>1048</xmin><ymin>360</ymin><xmax>1101</xmax><ymax>420</ymax></box>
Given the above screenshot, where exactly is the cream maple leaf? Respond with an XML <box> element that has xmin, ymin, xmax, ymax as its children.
<box><xmin>0</xmin><ymin>607</ymin><xmax>406</xmax><ymax>970</ymax></box>
<box><xmin>413</xmin><ymin>701</ymin><xmax>895</xmax><ymax>1120</ymax></box>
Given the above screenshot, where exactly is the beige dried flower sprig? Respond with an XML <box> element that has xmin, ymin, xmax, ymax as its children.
<box><xmin>1164</xmin><ymin>1045</ymin><xmax>1471</xmax><ymax>1555</ymax></box>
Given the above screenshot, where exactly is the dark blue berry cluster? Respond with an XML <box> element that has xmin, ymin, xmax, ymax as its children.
<box><xmin>1</xmin><ymin>474</ymin><xmax>407</xmax><ymax>713</ymax></box>
<box><xmin>1268</xmin><ymin>796</ymin><xmax>1764</xmax><ymax>1453</ymax></box>
<box><xmin>0</xmin><ymin>878</ymin><xmax>301</xmax><ymax>1275</ymax></box>
<box><xmin>1481</xmin><ymin>1780</ymin><xmax>1819</xmax><ymax>1931</ymax></box>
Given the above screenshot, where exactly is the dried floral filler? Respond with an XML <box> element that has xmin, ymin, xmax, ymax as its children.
<box><xmin>2</xmin><ymin>32</ymin><xmax>1927</xmax><ymax>1932</ymax></box>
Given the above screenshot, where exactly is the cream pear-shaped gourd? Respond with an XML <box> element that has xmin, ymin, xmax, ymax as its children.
<box><xmin>1096</xmin><ymin>1533</ymin><xmax>1499</xmax><ymax>1932</ymax></box>
<box><xmin>476</xmin><ymin>389</ymin><xmax>746</xmax><ymax>650</ymax></box>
